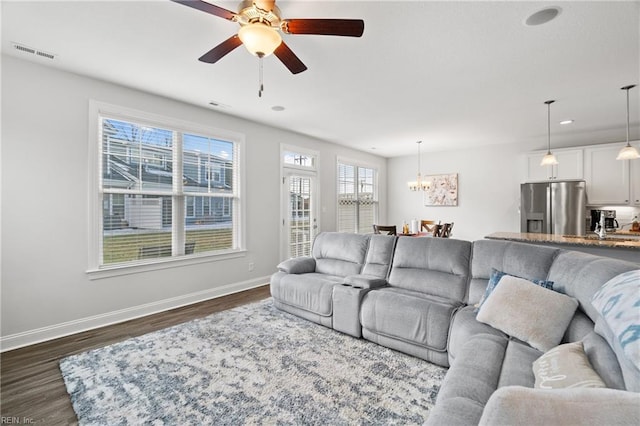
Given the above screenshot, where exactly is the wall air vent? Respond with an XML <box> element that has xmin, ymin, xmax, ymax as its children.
<box><xmin>13</xmin><ymin>42</ymin><xmax>56</xmax><ymax>60</ymax></box>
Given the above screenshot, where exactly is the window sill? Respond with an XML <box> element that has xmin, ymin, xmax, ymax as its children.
<box><xmin>86</xmin><ymin>249</ymin><xmax>247</xmax><ymax>281</ymax></box>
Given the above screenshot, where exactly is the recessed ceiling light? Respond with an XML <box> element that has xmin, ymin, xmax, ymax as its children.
<box><xmin>560</xmin><ymin>120</ymin><xmax>574</xmax><ymax>125</ymax></box>
<box><xmin>524</xmin><ymin>7</ymin><xmax>561</xmax><ymax>26</ymax></box>
<box><xmin>271</xmin><ymin>106</ymin><xmax>285</xmax><ymax>112</ymax></box>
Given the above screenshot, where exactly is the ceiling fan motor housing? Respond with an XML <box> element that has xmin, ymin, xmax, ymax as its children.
<box><xmin>237</xmin><ymin>0</ymin><xmax>281</xmax><ymax>28</ymax></box>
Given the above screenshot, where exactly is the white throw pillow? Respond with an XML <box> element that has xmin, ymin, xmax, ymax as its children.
<box><xmin>533</xmin><ymin>341</ymin><xmax>606</xmax><ymax>389</ymax></box>
<box><xmin>477</xmin><ymin>275</ymin><xmax>578</xmax><ymax>352</ymax></box>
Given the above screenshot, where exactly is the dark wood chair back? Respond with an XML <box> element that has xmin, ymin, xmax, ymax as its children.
<box><xmin>441</xmin><ymin>222</ymin><xmax>454</xmax><ymax>238</ymax></box>
<box><xmin>373</xmin><ymin>225</ymin><xmax>397</xmax><ymax>235</ymax></box>
<box><xmin>421</xmin><ymin>220</ymin><xmax>436</xmax><ymax>233</ymax></box>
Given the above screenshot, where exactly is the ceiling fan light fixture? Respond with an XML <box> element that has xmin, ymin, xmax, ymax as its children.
<box><xmin>238</xmin><ymin>22</ymin><xmax>282</xmax><ymax>57</ymax></box>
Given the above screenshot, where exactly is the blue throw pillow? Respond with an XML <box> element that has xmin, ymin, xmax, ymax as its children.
<box><xmin>475</xmin><ymin>268</ymin><xmax>554</xmax><ymax>312</ymax></box>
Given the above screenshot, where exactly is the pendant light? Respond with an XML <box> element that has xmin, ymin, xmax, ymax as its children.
<box><xmin>408</xmin><ymin>141</ymin><xmax>429</xmax><ymax>191</ymax></box>
<box><xmin>616</xmin><ymin>84</ymin><xmax>640</xmax><ymax>160</ymax></box>
<box><xmin>540</xmin><ymin>100</ymin><xmax>559</xmax><ymax>166</ymax></box>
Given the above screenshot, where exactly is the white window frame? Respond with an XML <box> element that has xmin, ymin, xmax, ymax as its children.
<box><xmin>87</xmin><ymin>100</ymin><xmax>246</xmax><ymax>279</ymax></box>
<box><xmin>336</xmin><ymin>157</ymin><xmax>379</xmax><ymax>234</ymax></box>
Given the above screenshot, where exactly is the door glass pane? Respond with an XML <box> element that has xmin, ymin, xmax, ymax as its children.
<box><xmin>289</xmin><ymin>176</ymin><xmax>312</xmax><ymax>257</ymax></box>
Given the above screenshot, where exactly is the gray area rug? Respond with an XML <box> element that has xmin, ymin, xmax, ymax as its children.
<box><xmin>60</xmin><ymin>299</ymin><xmax>446</xmax><ymax>425</ymax></box>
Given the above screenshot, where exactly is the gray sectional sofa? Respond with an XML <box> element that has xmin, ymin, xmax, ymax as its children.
<box><xmin>270</xmin><ymin>232</ymin><xmax>640</xmax><ymax>425</ymax></box>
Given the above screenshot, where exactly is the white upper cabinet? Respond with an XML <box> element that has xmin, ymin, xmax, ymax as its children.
<box><xmin>631</xmin><ymin>155</ymin><xmax>640</xmax><ymax>206</ymax></box>
<box><xmin>525</xmin><ymin>148</ymin><xmax>584</xmax><ymax>181</ymax></box>
<box><xmin>525</xmin><ymin>142</ymin><xmax>640</xmax><ymax>206</ymax></box>
<box><xmin>584</xmin><ymin>143</ymin><xmax>632</xmax><ymax>205</ymax></box>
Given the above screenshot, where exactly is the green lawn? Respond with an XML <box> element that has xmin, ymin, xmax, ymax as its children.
<box><xmin>103</xmin><ymin>228</ymin><xmax>233</xmax><ymax>264</ymax></box>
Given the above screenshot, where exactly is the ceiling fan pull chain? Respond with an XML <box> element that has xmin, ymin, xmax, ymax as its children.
<box><xmin>258</xmin><ymin>55</ymin><xmax>264</xmax><ymax>97</ymax></box>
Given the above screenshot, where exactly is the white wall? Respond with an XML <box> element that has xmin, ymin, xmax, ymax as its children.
<box><xmin>388</xmin><ymin>144</ymin><xmax>523</xmax><ymax>242</ymax></box>
<box><xmin>0</xmin><ymin>56</ymin><xmax>387</xmax><ymax>349</ymax></box>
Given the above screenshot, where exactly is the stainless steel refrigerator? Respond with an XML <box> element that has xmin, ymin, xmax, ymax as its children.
<box><xmin>520</xmin><ymin>180</ymin><xmax>587</xmax><ymax>236</ymax></box>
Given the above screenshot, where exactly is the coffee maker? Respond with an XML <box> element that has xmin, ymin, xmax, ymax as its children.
<box><xmin>590</xmin><ymin>209</ymin><xmax>619</xmax><ymax>232</ymax></box>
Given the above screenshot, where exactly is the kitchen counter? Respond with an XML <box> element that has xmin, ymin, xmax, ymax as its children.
<box><xmin>485</xmin><ymin>232</ymin><xmax>640</xmax><ymax>250</ymax></box>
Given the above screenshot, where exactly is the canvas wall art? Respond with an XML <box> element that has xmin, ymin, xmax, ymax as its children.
<box><xmin>424</xmin><ymin>173</ymin><xmax>458</xmax><ymax>206</ymax></box>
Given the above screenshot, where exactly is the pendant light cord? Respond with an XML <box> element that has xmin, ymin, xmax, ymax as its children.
<box><xmin>621</xmin><ymin>85</ymin><xmax>636</xmax><ymax>147</ymax></box>
<box><xmin>545</xmin><ymin>100</ymin><xmax>555</xmax><ymax>154</ymax></box>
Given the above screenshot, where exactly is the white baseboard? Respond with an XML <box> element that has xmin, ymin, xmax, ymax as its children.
<box><xmin>0</xmin><ymin>276</ymin><xmax>270</xmax><ymax>352</ymax></box>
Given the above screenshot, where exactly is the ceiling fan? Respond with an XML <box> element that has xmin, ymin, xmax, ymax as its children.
<box><xmin>171</xmin><ymin>0</ymin><xmax>365</xmax><ymax>75</ymax></box>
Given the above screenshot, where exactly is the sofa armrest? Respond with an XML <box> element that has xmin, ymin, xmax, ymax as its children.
<box><xmin>345</xmin><ymin>274</ymin><xmax>387</xmax><ymax>289</ymax></box>
<box><xmin>479</xmin><ymin>386</ymin><xmax>640</xmax><ymax>426</ymax></box>
<box><xmin>277</xmin><ymin>256</ymin><xmax>316</xmax><ymax>274</ymax></box>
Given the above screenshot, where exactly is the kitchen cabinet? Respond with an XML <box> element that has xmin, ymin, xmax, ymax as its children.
<box><xmin>584</xmin><ymin>143</ymin><xmax>633</xmax><ymax>205</ymax></box>
<box><xmin>524</xmin><ymin>149</ymin><xmax>583</xmax><ymax>181</ymax></box>
<box><xmin>631</xmin><ymin>156</ymin><xmax>640</xmax><ymax>206</ymax></box>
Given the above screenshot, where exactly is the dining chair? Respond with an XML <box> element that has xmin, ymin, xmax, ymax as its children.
<box><xmin>441</xmin><ymin>222</ymin><xmax>454</xmax><ymax>238</ymax></box>
<box><xmin>373</xmin><ymin>225</ymin><xmax>397</xmax><ymax>235</ymax></box>
<box><xmin>421</xmin><ymin>220</ymin><xmax>436</xmax><ymax>233</ymax></box>
<box><xmin>432</xmin><ymin>224</ymin><xmax>444</xmax><ymax>237</ymax></box>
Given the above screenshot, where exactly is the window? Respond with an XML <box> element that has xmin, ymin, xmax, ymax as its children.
<box><xmin>283</xmin><ymin>150</ymin><xmax>315</xmax><ymax>168</ymax></box>
<box><xmin>337</xmin><ymin>160</ymin><xmax>378</xmax><ymax>234</ymax></box>
<box><xmin>92</xmin><ymin>102</ymin><xmax>243</xmax><ymax>270</ymax></box>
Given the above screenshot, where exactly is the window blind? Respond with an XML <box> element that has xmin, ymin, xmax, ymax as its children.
<box><xmin>99</xmin><ymin>116</ymin><xmax>241</xmax><ymax>266</ymax></box>
<box><xmin>337</xmin><ymin>162</ymin><xmax>378</xmax><ymax>233</ymax></box>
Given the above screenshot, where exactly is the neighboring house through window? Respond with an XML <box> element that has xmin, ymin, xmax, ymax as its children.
<box><xmin>337</xmin><ymin>159</ymin><xmax>378</xmax><ymax>234</ymax></box>
<box><xmin>89</xmin><ymin>101</ymin><xmax>244</xmax><ymax>272</ymax></box>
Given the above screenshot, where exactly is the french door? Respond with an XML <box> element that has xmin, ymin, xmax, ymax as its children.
<box><xmin>282</xmin><ymin>172</ymin><xmax>317</xmax><ymax>259</ymax></box>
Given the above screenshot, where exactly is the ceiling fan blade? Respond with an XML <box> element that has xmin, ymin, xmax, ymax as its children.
<box><xmin>274</xmin><ymin>42</ymin><xmax>308</xmax><ymax>74</ymax></box>
<box><xmin>282</xmin><ymin>19</ymin><xmax>365</xmax><ymax>37</ymax></box>
<box><xmin>198</xmin><ymin>35</ymin><xmax>242</xmax><ymax>63</ymax></box>
<box><xmin>171</xmin><ymin>0</ymin><xmax>237</xmax><ymax>21</ymax></box>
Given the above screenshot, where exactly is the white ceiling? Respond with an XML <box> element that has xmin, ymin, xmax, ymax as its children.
<box><xmin>2</xmin><ymin>0</ymin><xmax>639</xmax><ymax>157</ymax></box>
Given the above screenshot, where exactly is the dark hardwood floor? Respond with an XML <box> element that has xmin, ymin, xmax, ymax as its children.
<box><xmin>0</xmin><ymin>285</ymin><xmax>271</xmax><ymax>425</ymax></box>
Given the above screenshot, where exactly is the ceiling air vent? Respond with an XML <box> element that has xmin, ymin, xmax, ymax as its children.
<box><xmin>13</xmin><ymin>42</ymin><xmax>56</xmax><ymax>60</ymax></box>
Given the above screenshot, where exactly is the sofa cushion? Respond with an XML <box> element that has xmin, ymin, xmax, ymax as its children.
<box><xmin>425</xmin><ymin>397</ymin><xmax>485</xmax><ymax>426</ymax></box>
<box><xmin>360</xmin><ymin>287</ymin><xmax>461</xmax><ymax>352</ymax></box>
<box><xmin>477</xmin><ymin>275</ymin><xmax>578</xmax><ymax>352</ymax></box>
<box><xmin>469</xmin><ymin>240</ymin><xmax>559</xmax><ymax>305</ymax></box>
<box><xmin>270</xmin><ymin>272</ymin><xmax>343</xmax><ymax>316</ymax></box>
<box><xmin>479</xmin><ymin>386</ymin><xmax>640</xmax><ymax>426</ymax></box>
<box><xmin>533</xmin><ymin>341</ymin><xmax>606</xmax><ymax>389</ymax></box>
<box><xmin>429</xmin><ymin>334</ymin><xmax>537</xmax><ymax>426</ymax></box>
<box><xmin>388</xmin><ymin>237</ymin><xmax>471</xmax><ymax>302</ymax></box>
<box><xmin>496</xmin><ymin>338</ymin><xmax>541</xmax><ymax>388</ymax></box>
<box><xmin>548</xmin><ymin>251</ymin><xmax>638</xmax><ymax>323</ymax></box>
<box><xmin>582</xmin><ymin>331</ymin><xmax>626</xmax><ymax>390</ymax></box>
<box><xmin>312</xmin><ymin>232</ymin><xmax>370</xmax><ymax>277</ymax></box>
<box><xmin>447</xmin><ymin>305</ymin><xmax>506</xmax><ymax>363</ymax></box>
<box><xmin>361</xmin><ymin>234</ymin><xmax>397</xmax><ymax>279</ymax></box>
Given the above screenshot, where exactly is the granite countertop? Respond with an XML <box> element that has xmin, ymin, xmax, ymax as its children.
<box><xmin>485</xmin><ymin>232</ymin><xmax>640</xmax><ymax>250</ymax></box>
